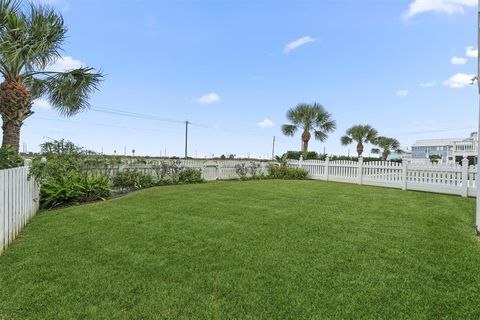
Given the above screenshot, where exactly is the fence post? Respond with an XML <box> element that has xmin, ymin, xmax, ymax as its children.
<box><xmin>299</xmin><ymin>155</ymin><xmax>303</xmax><ymax>169</ymax></box>
<box><xmin>402</xmin><ymin>160</ymin><xmax>408</xmax><ymax>190</ymax></box>
<box><xmin>461</xmin><ymin>157</ymin><xmax>469</xmax><ymax>197</ymax></box>
<box><xmin>357</xmin><ymin>157</ymin><xmax>363</xmax><ymax>185</ymax></box>
<box><xmin>324</xmin><ymin>157</ymin><xmax>330</xmax><ymax>181</ymax></box>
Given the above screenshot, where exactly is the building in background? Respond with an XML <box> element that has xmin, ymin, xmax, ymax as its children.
<box><xmin>387</xmin><ymin>147</ymin><xmax>412</xmax><ymax>162</ymax></box>
<box><xmin>411</xmin><ymin>132</ymin><xmax>478</xmax><ymax>164</ymax></box>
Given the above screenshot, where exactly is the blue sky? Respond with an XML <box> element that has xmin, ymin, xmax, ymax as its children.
<box><xmin>22</xmin><ymin>0</ymin><xmax>478</xmax><ymax>158</ymax></box>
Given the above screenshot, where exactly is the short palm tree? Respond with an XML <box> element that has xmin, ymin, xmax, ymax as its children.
<box><xmin>371</xmin><ymin>136</ymin><xmax>400</xmax><ymax>160</ymax></box>
<box><xmin>281</xmin><ymin>103</ymin><xmax>336</xmax><ymax>157</ymax></box>
<box><xmin>0</xmin><ymin>0</ymin><xmax>103</xmax><ymax>152</ymax></box>
<box><xmin>340</xmin><ymin>125</ymin><xmax>378</xmax><ymax>157</ymax></box>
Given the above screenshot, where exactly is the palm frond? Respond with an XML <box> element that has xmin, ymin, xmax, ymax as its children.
<box><xmin>340</xmin><ymin>135</ymin><xmax>352</xmax><ymax>146</ymax></box>
<box><xmin>313</xmin><ymin>130</ymin><xmax>327</xmax><ymax>142</ymax></box>
<box><xmin>42</xmin><ymin>67</ymin><xmax>103</xmax><ymax>116</ymax></box>
<box><xmin>281</xmin><ymin>124</ymin><xmax>297</xmax><ymax>136</ymax></box>
<box><xmin>0</xmin><ymin>1</ymin><xmax>66</xmax><ymax>79</ymax></box>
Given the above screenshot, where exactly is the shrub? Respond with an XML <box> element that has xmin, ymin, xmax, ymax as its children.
<box><xmin>0</xmin><ymin>145</ymin><xmax>23</xmax><ymax>169</ymax></box>
<box><xmin>234</xmin><ymin>163</ymin><xmax>249</xmax><ymax>180</ymax></box>
<box><xmin>268</xmin><ymin>165</ymin><xmax>308</xmax><ymax>180</ymax></box>
<box><xmin>150</xmin><ymin>160</ymin><xmax>184</xmax><ymax>182</ymax></box>
<box><xmin>284</xmin><ymin>151</ymin><xmax>319</xmax><ymax>160</ymax></box>
<box><xmin>178</xmin><ymin>168</ymin><xmax>203</xmax><ymax>184</ymax></box>
<box><xmin>234</xmin><ymin>162</ymin><xmax>263</xmax><ymax>180</ymax></box>
<box><xmin>40</xmin><ymin>173</ymin><xmax>110</xmax><ymax>209</ymax></box>
<box><xmin>112</xmin><ymin>169</ymin><xmax>155</xmax><ymax>191</ymax></box>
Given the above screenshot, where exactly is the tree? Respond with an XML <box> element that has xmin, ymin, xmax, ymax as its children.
<box><xmin>371</xmin><ymin>136</ymin><xmax>400</xmax><ymax>160</ymax></box>
<box><xmin>0</xmin><ymin>0</ymin><xmax>103</xmax><ymax>152</ymax></box>
<box><xmin>281</xmin><ymin>103</ymin><xmax>336</xmax><ymax>157</ymax></box>
<box><xmin>340</xmin><ymin>125</ymin><xmax>378</xmax><ymax>157</ymax></box>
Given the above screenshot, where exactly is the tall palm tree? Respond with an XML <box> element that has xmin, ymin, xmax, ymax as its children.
<box><xmin>340</xmin><ymin>125</ymin><xmax>378</xmax><ymax>157</ymax></box>
<box><xmin>371</xmin><ymin>136</ymin><xmax>400</xmax><ymax>160</ymax></box>
<box><xmin>0</xmin><ymin>0</ymin><xmax>103</xmax><ymax>152</ymax></box>
<box><xmin>281</xmin><ymin>103</ymin><xmax>336</xmax><ymax>157</ymax></box>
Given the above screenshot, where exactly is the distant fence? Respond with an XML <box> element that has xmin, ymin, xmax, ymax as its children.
<box><xmin>288</xmin><ymin>157</ymin><xmax>477</xmax><ymax>197</ymax></box>
<box><xmin>88</xmin><ymin>159</ymin><xmax>275</xmax><ymax>181</ymax></box>
<box><xmin>0</xmin><ymin>161</ymin><xmax>40</xmax><ymax>254</ymax></box>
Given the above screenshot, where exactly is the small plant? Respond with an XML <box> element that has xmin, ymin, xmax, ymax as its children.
<box><xmin>0</xmin><ymin>145</ymin><xmax>23</xmax><ymax>169</ymax></box>
<box><xmin>40</xmin><ymin>173</ymin><xmax>110</xmax><ymax>209</ymax></box>
<box><xmin>112</xmin><ymin>170</ymin><xmax>155</xmax><ymax>191</ymax></box>
<box><xmin>268</xmin><ymin>165</ymin><xmax>308</xmax><ymax>180</ymax></box>
<box><xmin>169</xmin><ymin>160</ymin><xmax>184</xmax><ymax>182</ymax></box>
<box><xmin>234</xmin><ymin>163</ymin><xmax>249</xmax><ymax>180</ymax></box>
<box><xmin>429</xmin><ymin>154</ymin><xmax>441</xmax><ymax>164</ymax></box>
<box><xmin>178</xmin><ymin>168</ymin><xmax>203</xmax><ymax>184</ymax></box>
<box><xmin>248</xmin><ymin>162</ymin><xmax>261</xmax><ymax>179</ymax></box>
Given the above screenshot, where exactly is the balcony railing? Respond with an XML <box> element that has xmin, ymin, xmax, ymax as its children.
<box><xmin>453</xmin><ymin>141</ymin><xmax>477</xmax><ymax>154</ymax></box>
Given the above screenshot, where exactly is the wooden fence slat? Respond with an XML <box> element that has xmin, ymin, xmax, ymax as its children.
<box><xmin>0</xmin><ymin>165</ymin><xmax>40</xmax><ymax>255</ymax></box>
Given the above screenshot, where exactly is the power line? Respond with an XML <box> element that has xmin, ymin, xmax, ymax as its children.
<box><xmin>34</xmin><ymin>116</ymin><xmax>183</xmax><ymax>134</ymax></box>
<box><xmin>90</xmin><ymin>104</ymin><xmax>273</xmax><ymax>138</ymax></box>
<box><xmin>387</xmin><ymin>126</ymin><xmax>476</xmax><ymax>136</ymax></box>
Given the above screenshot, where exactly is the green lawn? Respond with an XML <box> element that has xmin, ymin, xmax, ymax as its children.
<box><xmin>1</xmin><ymin>180</ymin><xmax>479</xmax><ymax>319</ymax></box>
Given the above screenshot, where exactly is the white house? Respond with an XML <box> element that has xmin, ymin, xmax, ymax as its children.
<box><xmin>411</xmin><ymin>132</ymin><xmax>478</xmax><ymax>164</ymax></box>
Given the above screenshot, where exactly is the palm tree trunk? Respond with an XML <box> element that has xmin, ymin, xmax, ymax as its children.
<box><xmin>1</xmin><ymin>118</ymin><xmax>21</xmax><ymax>152</ymax></box>
<box><xmin>356</xmin><ymin>142</ymin><xmax>364</xmax><ymax>157</ymax></box>
<box><xmin>301</xmin><ymin>130</ymin><xmax>311</xmax><ymax>158</ymax></box>
<box><xmin>382</xmin><ymin>150</ymin><xmax>389</xmax><ymax>161</ymax></box>
<box><xmin>302</xmin><ymin>140</ymin><xmax>309</xmax><ymax>157</ymax></box>
<box><xmin>0</xmin><ymin>80</ymin><xmax>33</xmax><ymax>153</ymax></box>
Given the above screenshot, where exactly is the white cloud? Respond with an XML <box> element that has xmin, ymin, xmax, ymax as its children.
<box><xmin>46</xmin><ymin>56</ymin><xmax>84</xmax><ymax>72</ymax></box>
<box><xmin>284</xmin><ymin>36</ymin><xmax>317</xmax><ymax>54</ymax></box>
<box><xmin>256</xmin><ymin>118</ymin><xmax>275</xmax><ymax>128</ymax></box>
<box><xmin>451</xmin><ymin>56</ymin><xmax>467</xmax><ymax>65</ymax></box>
<box><xmin>33</xmin><ymin>98</ymin><xmax>52</xmax><ymax>110</ymax></box>
<box><xmin>194</xmin><ymin>93</ymin><xmax>221</xmax><ymax>105</ymax></box>
<box><xmin>396</xmin><ymin>89</ymin><xmax>410</xmax><ymax>97</ymax></box>
<box><xmin>466</xmin><ymin>46</ymin><xmax>478</xmax><ymax>58</ymax></box>
<box><xmin>404</xmin><ymin>0</ymin><xmax>476</xmax><ymax>19</ymax></box>
<box><xmin>420</xmin><ymin>81</ymin><xmax>437</xmax><ymax>87</ymax></box>
<box><xmin>443</xmin><ymin>73</ymin><xmax>476</xmax><ymax>88</ymax></box>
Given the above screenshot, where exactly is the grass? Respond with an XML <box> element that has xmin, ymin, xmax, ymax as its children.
<box><xmin>1</xmin><ymin>180</ymin><xmax>479</xmax><ymax>319</ymax></box>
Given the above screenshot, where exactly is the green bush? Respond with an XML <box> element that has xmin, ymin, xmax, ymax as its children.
<box><xmin>178</xmin><ymin>168</ymin><xmax>203</xmax><ymax>184</ymax></box>
<box><xmin>284</xmin><ymin>151</ymin><xmax>319</xmax><ymax>160</ymax></box>
<box><xmin>234</xmin><ymin>162</ymin><xmax>263</xmax><ymax>180</ymax></box>
<box><xmin>268</xmin><ymin>165</ymin><xmax>308</xmax><ymax>180</ymax></box>
<box><xmin>112</xmin><ymin>170</ymin><xmax>155</xmax><ymax>191</ymax></box>
<box><xmin>0</xmin><ymin>145</ymin><xmax>23</xmax><ymax>169</ymax></box>
<box><xmin>40</xmin><ymin>173</ymin><xmax>110</xmax><ymax>209</ymax></box>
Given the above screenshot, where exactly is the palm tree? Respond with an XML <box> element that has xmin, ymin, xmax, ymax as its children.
<box><xmin>281</xmin><ymin>103</ymin><xmax>336</xmax><ymax>157</ymax></box>
<box><xmin>340</xmin><ymin>125</ymin><xmax>378</xmax><ymax>157</ymax></box>
<box><xmin>371</xmin><ymin>136</ymin><xmax>400</xmax><ymax>160</ymax></box>
<box><xmin>0</xmin><ymin>0</ymin><xmax>103</xmax><ymax>152</ymax></box>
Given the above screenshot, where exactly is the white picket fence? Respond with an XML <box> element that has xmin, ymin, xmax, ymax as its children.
<box><xmin>0</xmin><ymin>161</ymin><xmax>40</xmax><ymax>254</ymax></box>
<box><xmin>288</xmin><ymin>157</ymin><xmax>477</xmax><ymax>197</ymax></box>
<box><xmin>88</xmin><ymin>159</ymin><xmax>274</xmax><ymax>181</ymax></box>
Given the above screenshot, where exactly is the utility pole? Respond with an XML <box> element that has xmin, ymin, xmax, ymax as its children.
<box><xmin>272</xmin><ymin>136</ymin><xmax>276</xmax><ymax>159</ymax></box>
<box><xmin>184</xmin><ymin>120</ymin><xmax>189</xmax><ymax>158</ymax></box>
<box><xmin>476</xmin><ymin>0</ymin><xmax>480</xmax><ymax>235</ymax></box>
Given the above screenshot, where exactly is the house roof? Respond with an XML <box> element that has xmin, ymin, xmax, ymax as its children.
<box><xmin>412</xmin><ymin>138</ymin><xmax>463</xmax><ymax>147</ymax></box>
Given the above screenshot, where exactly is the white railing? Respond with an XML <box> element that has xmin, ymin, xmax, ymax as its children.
<box><xmin>289</xmin><ymin>157</ymin><xmax>477</xmax><ymax>197</ymax></box>
<box><xmin>0</xmin><ymin>161</ymin><xmax>40</xmax><ymax>254</ymax></box>
<box><xmin>453</xmin><ymin>140</ymin><xmax>477</xmax><ymax>154</ymax></box>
